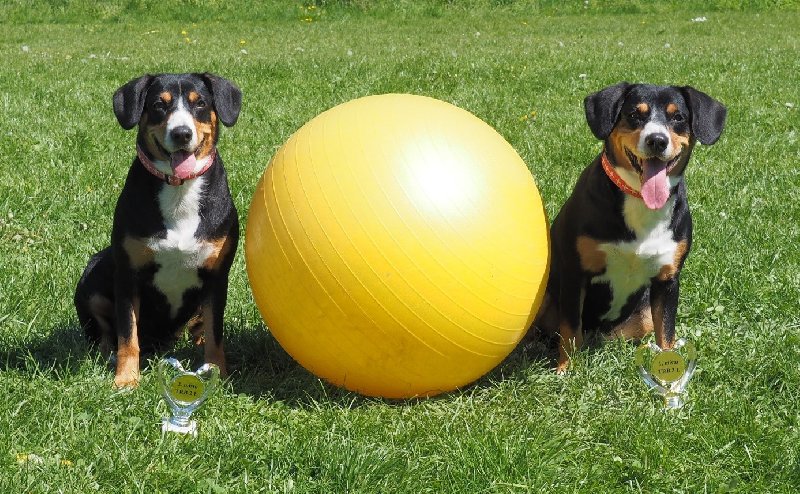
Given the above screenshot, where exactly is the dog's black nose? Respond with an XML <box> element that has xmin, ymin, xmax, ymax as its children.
<box><xmin>170</xmin><ymin>126</ymin><xmax>193</xmax><ymax>145</ymax></box>
<box><xmin>645</xmin><ymin>133</ymin><xmax>669</xmax><ymax>154</ymax></box>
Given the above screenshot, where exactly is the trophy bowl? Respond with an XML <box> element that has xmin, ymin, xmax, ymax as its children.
<box><xmin>158</xmin><ymin>358</ymin><xmax>220</xmax><ymax>436</ymax></box>
<box><xmin>635</xmin><ymin>338</ymin><xmax>697</xmax><ymax>409</ymax></box>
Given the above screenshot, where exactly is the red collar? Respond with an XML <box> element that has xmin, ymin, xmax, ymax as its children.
<box><xmin>601</xmin><ymin>151</ymin><xmax>642</xmax><ymax>199</ymax></box>
<box><xmin>136</xmin><ymin>145</ymin><xmax>216</xmax><ymax>186</ymax></box>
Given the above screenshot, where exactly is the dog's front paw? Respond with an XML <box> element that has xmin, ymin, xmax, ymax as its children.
<box><xmin>204</xmin><ymin>343</ymin><xmax>227</xmax><ymax>378</ymax></box>
<box><xmin>207</xmin><ymin>357</ymin><xmax>228</xmax><ymax>379</ymax></box>
<box><xmin>555</xmin><ymin>360</ymin><xmax>570</xmax><ymax>375</ymax></box>
<box><xmin>114</xmin><ymin>355</ymin><xmax>140</xmax><ymax>388</ymax></box>
<box><xmin>113</xmin><ymin>371</ymin><xmax>140</xmax><ymax>389</ymax></box>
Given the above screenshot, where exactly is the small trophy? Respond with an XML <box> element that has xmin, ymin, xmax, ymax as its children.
<box><xmin>635</xmin><ymin>338</ymin><xmax>697</xmax><ymax>409</ymax></box>
<box><xmin>158</xmin><ymin>358</ymin><xmax>220</xmax><ymax>436</ymax></box>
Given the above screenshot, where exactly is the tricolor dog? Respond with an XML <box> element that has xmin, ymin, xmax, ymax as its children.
<box><xmin>535</xmin><ymin>83</ymin><xmax>726</xmax><ymax>372</ymax></box>
<box><xmin>74</xmin><ymin>73</ymin><xmax>242</xmax><ymax>387</ymax></box>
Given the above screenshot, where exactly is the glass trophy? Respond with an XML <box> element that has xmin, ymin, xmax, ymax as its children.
<box><xmin>635</xmin><ymin>337</ymin><xmax>697</xmax><ymax>409</ymax></box>
<box><xmin>158</xmin><ymin>358</ymin><xmax>220</xmax><ymax>436</ymax></box>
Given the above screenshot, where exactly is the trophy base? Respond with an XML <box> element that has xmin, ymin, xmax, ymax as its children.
<box><xmin>162</xmin><ymin>418</ymin><xmax>198</xmax><ymax>437</ymax></box>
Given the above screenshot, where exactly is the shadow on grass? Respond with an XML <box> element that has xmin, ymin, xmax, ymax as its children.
<box><xmin>0</xmin><ymin>323</ymin><xmax>93</xmax><ymax>376</ymax></box>
<box><xmin>223</xmin><ymin>323</ymin><xmax>561</xmax><ymax>407</ymax></box>
<box><xmin>0</xmin><ymin>320</ymin><xmax>561</xmax><ymax>408</ymax></box>
<box><xmin>0</xmin><ymin>320</ymin><xmax>375</xmax><ymax>407</ymax></box>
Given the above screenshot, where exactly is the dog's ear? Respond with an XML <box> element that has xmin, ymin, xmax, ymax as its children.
<box><xmin>584</xmin><ymin>82</ymin><xmax>633</xmax><ymax>140</ymax></box>
<box><xmin>680</xmin><ymin>86</ymin><xmax>727</xmax><ymax>145</ymax></box>
<box><xmin>113</xmin><ymin>75</ymin><xmax>154</xmax><ymax>130</ymax></box>
<box><xmin>200</xmin><ymin>73</ymin><xmax>242</xmax><ymax>127</ymax></box>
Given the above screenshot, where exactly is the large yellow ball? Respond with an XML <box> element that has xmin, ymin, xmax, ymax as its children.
<box><xmin>246</xmin><ymin>94</ymin><xmax>549</xmax><ymax>398</ymax></box>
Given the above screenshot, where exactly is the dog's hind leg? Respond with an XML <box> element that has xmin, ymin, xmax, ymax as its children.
<box><xmin>75</xmin><ymin>248</ymin><xmax>116</xmax><ymax>356</ymax></box>
<box><xmin>556</xmin><ymin>278</ymin><xmax>586</xmax><ymax>374</ymax></box>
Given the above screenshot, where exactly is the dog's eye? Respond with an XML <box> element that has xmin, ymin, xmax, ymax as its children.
<box><xmin>195</xmin><ymin>99</ymin><xmax>207</xmax><ymax>109</ymax></box>
<box><xmin>671</xmin><ymin>112</ymin><xmax>685</xmax><ymax>122</ymax></box>
<box><xmin>153</xmin><ymin>101</ymin><xmax>168</xmax><ymax>111</ymax></box>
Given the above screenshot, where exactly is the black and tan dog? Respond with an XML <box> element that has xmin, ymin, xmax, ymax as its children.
<box><xmin>536</xmin><ymin>82</ymin><xmax>726</xmax><ymax>373</ymax></box>
<box><xmin>75</xmin><ymin>73</ymin><xmax>241</xmax><ymax>387</ymax></box>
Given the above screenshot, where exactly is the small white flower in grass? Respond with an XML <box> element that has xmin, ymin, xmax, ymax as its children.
<box><xmin>664</xmin><ymin>43</ymin><xmax>671</xmax><ymax>49</ymax></box>
<box><xmin>21</xmin><ymin>45</ymin><xmax>29</xmax><ymax>53</ymax></box>
<box><xmin>346</xmin><ymin>48</ymin><xmax>353</xmax><ymax>57</ymax></box>
<box><xmin>786</xmin><ymin>102</ymin><xmax>795</xmax><ymax>109</ymax></box>
<box><xmin>240</xmin><ymin>49</ymin><xmax>248</xmax><ymax>55</ymax></box>
<box><xmin>579</xmin><ymin>73</ymin><xmax>587</xmax><ymax>79</ymax></box>
<box><xmin>617</xmin><ymin>41</ymin><xmax>624</xmax><ymax>47</ymax></box>
<box><xmin>475</xmin><ymin>31</ymin><xmax>481</xmax><ymax>37</ymax></box>
<box><xmin>558</xmin><ymin>41</ymin><xmax>564</xmax><ymax>48</ymax></box>
<box><xmin>691</xmin><ymin>16</ymin><xmax>707</xmax><ymax>22</ymax></box>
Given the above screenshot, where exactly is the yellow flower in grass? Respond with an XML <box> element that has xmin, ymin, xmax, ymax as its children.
<box><xmin>16</xmin><ymin>453</ymin><xmax>43</xmax><ymax>464</ymax></box>
<box><xmin>16</xmin><ymin>453</ymin><xmax>73</xmax><ymax>467</ymax></box>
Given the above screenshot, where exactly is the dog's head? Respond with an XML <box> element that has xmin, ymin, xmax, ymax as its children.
<box><xmin>584</xmin><ymin>83</ymin><xmax>726</xmax><ymax>209</ymax></box>
<box><xmin>113</xmin><ymin>73</ymin><xmax>241</xmax><ymax>178</ymax></box>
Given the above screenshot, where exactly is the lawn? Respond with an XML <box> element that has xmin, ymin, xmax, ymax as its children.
<box><xmin>1</xmin><ymin>1</ymin><xmax>798</xmax><ymax>492</ymax></box>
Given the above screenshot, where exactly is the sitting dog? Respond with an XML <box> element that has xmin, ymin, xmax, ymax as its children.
<box><xmin>535</xmin><ymin>82</ymin><xmax>726</xmax><ymax>372</ymax></box>
<box><xmin>74</xmin><ymin>73</ymin><xmax>242</xmax><ymax>387</ymax></box>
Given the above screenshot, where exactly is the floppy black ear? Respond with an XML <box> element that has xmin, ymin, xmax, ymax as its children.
<box><xmin>680</xmin><ymin>86</ymin><xmax>727</xmax><ymax>145</ymax></box>
<box><xmin>113</xmin><ymin>75</ymin><xmax>154</xmax><ymax>130</ymax></box>
<box><xmin>200</xmin><ymin>73</ymin><xmax>242</xmax><ymax>127</ymax></box>
<box><xmin>583</xmin><ymin>82</ymin><xmax>633</xmax><ymax>140</ymax></box>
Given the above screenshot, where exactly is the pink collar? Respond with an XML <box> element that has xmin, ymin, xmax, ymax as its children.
<box><xmin>601</xmin><ymin>151</ymin><xmax>642</xmax><ymax>199</ymax></box>
<box><xmin>136</xmin><ymin>145</ymin><xmax>216</xmax><ymax>186</ymax></box>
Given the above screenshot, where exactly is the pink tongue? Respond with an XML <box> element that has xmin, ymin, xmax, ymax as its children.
<box><xmin>170</xmin><ymin>151</ymin><xmax>197</xmax><ymax>179</ymax></box>
<box><xmin>641</xmin><ymin>159</ymin><xmax>670</xmax><ymax>210</ymax></box>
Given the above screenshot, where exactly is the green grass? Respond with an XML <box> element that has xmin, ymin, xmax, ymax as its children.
<box><xmin>1</xmin><ymin>1</ymin><xmax>799</xmax><ymax>492</ymax></box>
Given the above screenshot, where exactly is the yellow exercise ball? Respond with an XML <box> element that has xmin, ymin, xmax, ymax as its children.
<box><xmin>246</xmin><ymin>94</ymin><xmax>549</xmax><ymax>398</ymax></box>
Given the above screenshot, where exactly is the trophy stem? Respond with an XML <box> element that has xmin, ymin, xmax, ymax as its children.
<box><xmin>169</xmin><ymin>411</ymin><xmax>192</xmax><ymax>427</ymax></box>
<box><xmin>162</xmin><ymin>413</ymin><xmax>198</xmax><ymax>436</ymax></box>
<box><xmin>664</xmin><ymin>393</ymin><xmax>684</xmax><ymax>409</ymax></box>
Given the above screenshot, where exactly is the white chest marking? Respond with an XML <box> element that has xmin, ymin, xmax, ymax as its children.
<box><xmin>591</xmin><ymin>195</ymin><xmax>678</xmax><ymax>320</ymax></box>
<box><xmin>147</xmin><ymin>177</ymin><xmax>214</xmax><ymax>316</ymax></box>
